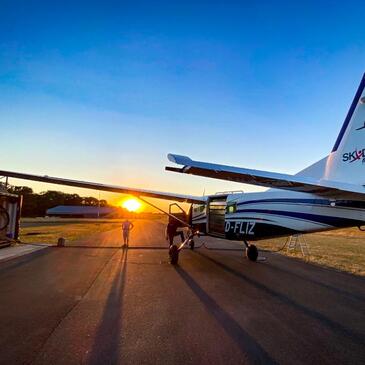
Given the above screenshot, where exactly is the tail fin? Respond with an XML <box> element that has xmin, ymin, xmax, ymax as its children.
<box><xmin>323</xmin><ymin>73</ymin><xmax>365</xmax><ymax>185</ymax></box>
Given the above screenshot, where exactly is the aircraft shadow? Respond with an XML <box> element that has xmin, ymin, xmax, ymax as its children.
<box><xmin>174</xmin><ymin>265</ymin><xmax>278</xmax><ymax>364</ymax></box>
<box><xmin>195</xmin><ymin>250</ymin><xmax>365</xmax><ymax>347</ymax></box>
<box><xmin>258</xmin><ymin>256</ymin><xmax>365</xmax><ymax>303</ymax></box>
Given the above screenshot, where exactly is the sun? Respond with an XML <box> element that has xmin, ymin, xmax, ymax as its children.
<box><xmin>122</xmin><ymin>198</ymin><xmax>142</xmax><ymax>212</ymax></box>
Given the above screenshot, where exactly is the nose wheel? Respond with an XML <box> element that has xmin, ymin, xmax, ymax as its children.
<box><xmin>169</xmin><ymin>231</ymin><xmax>199</xmax><ymax>265</ymax></box>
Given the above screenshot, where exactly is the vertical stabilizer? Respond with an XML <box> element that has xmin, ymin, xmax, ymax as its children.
<box><xmin>323</xmin><ymin>73</ymin><xmax>365</xmax><ymax>185</ymax></box>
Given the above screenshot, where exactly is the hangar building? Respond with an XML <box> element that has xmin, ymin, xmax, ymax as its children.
<box><xmin>46</xmin><ymin>205</ymin><xmax>118</xmax><ymax>218</ymax></box>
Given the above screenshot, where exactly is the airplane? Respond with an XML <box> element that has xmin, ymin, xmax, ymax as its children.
<box><xmin>1</xmin><ymin>73</ymin><xmax>365</xmax><ymax>265</ymax></box>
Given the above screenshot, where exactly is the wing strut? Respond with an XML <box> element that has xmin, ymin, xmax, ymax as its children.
<box><xmin>136</xmin><ymin>196</ymin><xmax>192</xmax><ymax>228</ymax></box>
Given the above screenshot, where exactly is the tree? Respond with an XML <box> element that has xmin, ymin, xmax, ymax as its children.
<box><xmin>64</xmin><ymin>193</ymin><xmax>83</xmax><ymax>206</ymax></box>
<box><xmin>82</xmin><ymin>197</ymin><xmax>99</xmax><ymax>206</ymax></box>
<box><xmin>7</xmin><ymin>185</ymin><xmax>110</xmax><ymax>216</ymax></box>
<box><xmin>99</xmin><ymin>199</ymin><xmax>108</xmax><ymax>207</ymax></box>
<box><xmin>8</xmin><ymin>186</ymin><xmax>33</xmax><ymax>195</ymax></box>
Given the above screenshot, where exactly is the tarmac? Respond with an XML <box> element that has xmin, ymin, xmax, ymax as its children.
<box><xmin>0</xmin><ymin>219</ymin><xmax>364</xmax><ymax>365</ymax></box>
<box><xmin>0</xmin><ymin>243</ymin><xmax>48</xmax><ymax>263</ymax></box>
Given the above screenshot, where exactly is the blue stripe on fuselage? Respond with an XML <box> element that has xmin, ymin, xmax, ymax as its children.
<box><xmin>235</xmin><ymin>208</ymin><xmax>365</xmax><ymax>227</ymax></box>
<box><xmin>237</xmin><ymin>198</ymin><xmax>365</xmax><ymax>210</ymax></box>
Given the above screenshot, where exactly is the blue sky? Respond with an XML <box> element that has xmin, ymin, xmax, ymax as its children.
<box><xmin>1</xmin><ymin>1</ymin><xmax>365</xmax><ymax>207</ymax></box>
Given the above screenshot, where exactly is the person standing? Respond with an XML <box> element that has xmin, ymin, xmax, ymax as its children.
<box><xmin>165</xmin><ymin>221</ymin><xmax>184</xmax><ymax>247</ymax></box>
<box><xmin>122</xmin><ymin>219</ymin><xmax>134</xmax><ymax>247</ymax></box>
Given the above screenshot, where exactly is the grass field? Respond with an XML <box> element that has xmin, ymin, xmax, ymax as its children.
<box><xmin>19</xmin><ymin>218</ymin><xmax>365</xmax><ymax>276</ymax></box>
<box><xmin>258</xmin><ymin>227</ymin><xmax>365</xmax><ymax>276</ymax></box>
<box><xmin>19</xmin><ymin>219</ymin><xmax>122</xmax><ymax>244</ymax></box>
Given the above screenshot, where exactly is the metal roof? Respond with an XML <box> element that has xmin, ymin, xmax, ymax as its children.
<box><xmin>46</xmin><ymin>205</ymin><xmax>117</xmax><ymax>215</ymax></box>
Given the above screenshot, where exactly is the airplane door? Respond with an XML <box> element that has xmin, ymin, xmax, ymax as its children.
<box><xmin>207</xmin><ymin>197</ymin><xmax>227</xmax><ymax>237</ymax></box>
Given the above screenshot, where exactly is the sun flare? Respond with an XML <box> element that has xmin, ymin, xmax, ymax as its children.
<box><xmin>122</xmin><ymin>198</ymin><xmax>142</xmax><ymax>212</ymax></box>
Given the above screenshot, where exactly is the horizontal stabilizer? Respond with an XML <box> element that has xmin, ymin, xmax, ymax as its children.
<box><xmin>0</xmin><ymin>169</ymin><xmax>206</xmax><ymax>204</ymax></box>
<box><xmin>166</xmin><ymin>154</ymin><xmax>365</xmax><ymax>201</ymax></box>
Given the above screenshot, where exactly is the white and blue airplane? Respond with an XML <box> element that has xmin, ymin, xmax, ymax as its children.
<box><xmin>2</xmin><ymin>73</ymin><xmax>365</xmax><ymax>264</ymax></box>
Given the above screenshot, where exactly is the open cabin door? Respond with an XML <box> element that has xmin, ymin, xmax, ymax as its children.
<box><xmin>168</xmin><ymin>203</ymin><xmax>190</xmax><ymax>227</ymax></box>
<box><xmin>207</xmin><ymin>196</ymin><xmax>227</xmax><ymax>237</ymax></box>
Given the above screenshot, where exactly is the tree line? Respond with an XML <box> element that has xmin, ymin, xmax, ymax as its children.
<box><xmin>7</xmin><ymin>186</ymin><xmax>109</xmax><ymax>217</ymax></box>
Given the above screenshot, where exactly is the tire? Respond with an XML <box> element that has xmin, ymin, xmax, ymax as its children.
<box><xmin>169</xmin><ymin>244</ymin><xmax>179</xmax><ymax>265</ymax></box>
<box><xmin>246</xmin><ymin>244</ymin><xmax>258</xmax><ymax>262</ymax></box>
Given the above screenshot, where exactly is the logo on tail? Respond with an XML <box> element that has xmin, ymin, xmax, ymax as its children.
<box><xmin>342</xmin><ymin>148</ymin><xmax>365</xmax><ymax>163</ymax></box>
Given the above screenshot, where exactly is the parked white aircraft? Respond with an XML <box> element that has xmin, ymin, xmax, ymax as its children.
<box><xmin>2</xmin><ymin>74</ymin><xmax>365</xmax><ymax>264</ymax></box>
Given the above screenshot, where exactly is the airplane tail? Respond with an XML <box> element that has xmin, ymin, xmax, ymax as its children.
<box><xmin>297</xmin><ymin>73</ymin><xmax>365</xmax><ymax>186</ymax></box>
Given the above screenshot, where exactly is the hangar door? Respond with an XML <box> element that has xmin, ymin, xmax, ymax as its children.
<box><xmin>208</xmin><ymin>197</ymin><xmax>227</xmax><ymax>237</ymax></box>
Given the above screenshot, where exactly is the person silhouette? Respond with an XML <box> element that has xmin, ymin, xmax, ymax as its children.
<box><xmin>121</xmin><ymin>219</ymin><xmax>134</xmax><ymax>247</ymax></box>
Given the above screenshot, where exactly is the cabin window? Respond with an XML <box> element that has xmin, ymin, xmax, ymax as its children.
<box><xmin>193</xmin><ymin>205</ymin><xmax>206</xmax><ymax>213</ymax></box>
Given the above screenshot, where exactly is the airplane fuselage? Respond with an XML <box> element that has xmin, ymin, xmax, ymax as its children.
<box><xmin>192</xmin><ymin>190</ymin><xmax>365</xmax><ymax>241</ymax></box>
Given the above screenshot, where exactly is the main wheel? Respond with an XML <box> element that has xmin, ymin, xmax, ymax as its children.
<box><xmin>246</xmin><ymin>244</ymin><xmax>258</xmax><ymax>262</ymax></box>
<box><xmin>189</xmin><ymin>239</ymin><xmax>195</xmax><ymax>250</ymax></box>
<box><xmin>169</xmin><ymin>244</ymin><xmax>179</xmax><ymax>265</ymax></box>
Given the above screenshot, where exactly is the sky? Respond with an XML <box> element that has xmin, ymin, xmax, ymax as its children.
<box><xmin>1</xmin><ymin>0</ymin><xmax>365</xmax><ymax>210</ymax></box>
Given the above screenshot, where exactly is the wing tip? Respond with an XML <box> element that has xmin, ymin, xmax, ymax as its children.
<box><xmin>167</xmin><ymin>153</ymin><xmax>193</xmax><ymax>165</ymax></box>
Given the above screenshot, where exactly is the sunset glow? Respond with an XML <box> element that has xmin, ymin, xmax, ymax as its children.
<box><xmin>122</xmin><ymin>198</ymin><xmax>142</xmax><ymax>212</ymax></box>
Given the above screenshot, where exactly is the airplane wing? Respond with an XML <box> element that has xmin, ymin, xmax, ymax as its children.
<box><xmin>166</xmin><ymin>154</ymin><xmax>365</xmax><ymax>201</ymax></box>
<box><xmin>0</xmin><ymin>169</ymin><xmax>205</xmax><ymax>204</ymax></box>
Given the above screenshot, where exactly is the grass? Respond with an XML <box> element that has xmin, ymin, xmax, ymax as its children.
<box><xmin>258</xmin><ymin>227</ymin><xmax>365</xmax><ymax>276</ymax></box>
<box><xmin>19</xmin><ymin>219</ymin><xmax>123</xmax><ymax>244</ymax></box>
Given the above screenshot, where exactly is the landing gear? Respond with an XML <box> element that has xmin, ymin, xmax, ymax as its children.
<box><xmin>169</xmin><ymin>231</ymin><xmax>198</xmax><ymax>265</ymax></box>
<box><xmin>169</xmin><ymin>244</ymin><xmax>179</xmax><ymax>265</ymax></box>
<box><xmin>244</xmin><ymin>240</ymin><xmax>258</xmax><ymax>262</ymax></box>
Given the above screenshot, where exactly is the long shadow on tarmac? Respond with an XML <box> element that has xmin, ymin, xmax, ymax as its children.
<box><xmin>223</xmin><ymin>249</ymin><xmax>365</xmax><ymax>303</ymax></box>
<box><xmin>175</xmin><ymin>265</ymin><xmax>279</xmax><ymax>365</ymax></box>
<box><xmin>87</xmin><ymin>248</ymin><xmax>128</xmax><ymax>365</ymax></box>
<box><xmin>195</xmin><ymin>250</ymin><xmax>365</xmax><ymax>347</ymax></box>
<box><xmin>258</xmin><ymin>256</ymin><xmax>365</xmax><ymax>303</ymax></box>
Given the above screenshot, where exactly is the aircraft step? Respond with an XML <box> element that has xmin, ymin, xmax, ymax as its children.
<box><xmin>286</xmin><ymin>234</ymin><xmax>310</xmax><ymax>256</ymax></box>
